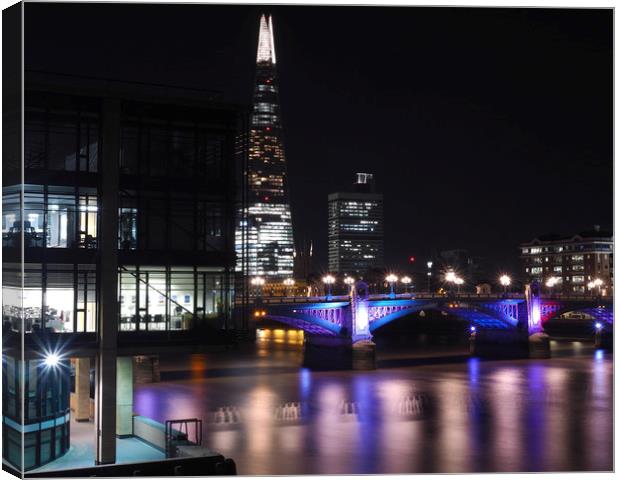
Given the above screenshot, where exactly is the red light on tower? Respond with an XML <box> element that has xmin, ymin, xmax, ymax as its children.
<box><xmin>409</xmin><ymin>256</ymin><xmax>415</xmax><ymax>263</ymax></box>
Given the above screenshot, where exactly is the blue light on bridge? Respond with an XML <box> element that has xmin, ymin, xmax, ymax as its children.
<box><xmin>595</xmin><ymin>322</ymin><xmax>603</xmax><ymax>331</ymax></box>
<box><xmin>470</xmin><ymin>326</ymin><xmax>477</xmax><ymax>333</ymax></box>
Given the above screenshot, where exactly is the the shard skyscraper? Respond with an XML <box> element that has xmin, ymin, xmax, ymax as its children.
<box><xmin>237</xmin><ymin>14</ymin><xmax>294</xmax><ymax>279</ymax></box>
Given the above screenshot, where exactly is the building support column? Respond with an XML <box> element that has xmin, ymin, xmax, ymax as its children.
<box><xmin>74</xmin><ymin>357</ymin><xmax>91</xmax><ymax>421</ymax></box>
<box><xmin>116</xmin><ymin>357</ymin><xmax>133</xmax><ymax>437</ymax></box>
<box><xmin>95</xmin><ymin>98</ymin><xmax>121</xmax><ymax>464</ymax></box>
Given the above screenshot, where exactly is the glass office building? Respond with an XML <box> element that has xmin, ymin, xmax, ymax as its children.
<box><xmin>236</xmin><ymin>14</ymin><xmax>295</xmax><ymax>279</ymax></box>
<box><xmin>2</xmin><ymin>71</ymin><xmax>245</xmax><ymax>471</ymax></box>
<box><xmin>328</xmin><ymin>173</ymin><xmax>385</xmax><ymax>275</ymax></box>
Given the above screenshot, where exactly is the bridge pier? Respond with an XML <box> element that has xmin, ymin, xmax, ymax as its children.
<box><xmin>303</xmin><ymin>335</ymin><xmax>376</xmax><ymax>370</ymax></box>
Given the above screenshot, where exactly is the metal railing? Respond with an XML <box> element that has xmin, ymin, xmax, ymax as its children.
<box><xmin>236</xmin><ymin>291</ymin><xmax>612</xmax><ymax>305</ymax></box>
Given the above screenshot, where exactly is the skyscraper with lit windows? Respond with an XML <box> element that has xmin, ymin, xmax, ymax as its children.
<box><xmin>237</xmin><ymin>14</ymin><xmax>294</xmax><ymax>279</ymax></box>
<box><xmin>328</xmin><ymin>173</ymin><xmax>384</xmax><ymax>275</ymax></box>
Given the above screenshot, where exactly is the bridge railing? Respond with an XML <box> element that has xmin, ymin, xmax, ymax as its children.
<box><xmin>234</xmin><ymin>291</ymin><xmax>612</xmax><ymax>306</ymax></box>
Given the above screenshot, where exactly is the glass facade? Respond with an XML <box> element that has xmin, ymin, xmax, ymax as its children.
<box><xmin>236</xmin><ymin>14</ymin><xmax>294</xmax><ymax>279</ymax></box>
<box><xmin>2</xmin><ymin>356</ymin><xmax>71</xmax><ymax>470</ymax></box>
<box><xmin>328</xmin><ymin>190</ymin><xmax>384</xmax><ymax>275</ymax></box>
<box><xmin>119</xmin><ymin>266</ymin><xmax>229</xmax><ymax>331</ymax></box>
<box><xmin>3</xmin><ymin>79</ymin><xmax>243</xmax><ymax>472</ymax></box>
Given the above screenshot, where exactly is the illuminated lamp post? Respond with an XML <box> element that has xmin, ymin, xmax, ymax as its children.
<box><xmin>546</xmin><ymin>276</ymin><xmax>559</xmax><ymax>295</ymax></box>
<box><xmin>344</xmin><ymin>276</ymin><xmax>355</xmax><ymax>294</ymax></box>
<box><xmin>401</xmin><ymin>276</ymin><xmax>412</xmax><ymax>294</ymax></box>
<box><xmin>283</xmin><ymin>278</ymin><xmax>295</xmax><ymax>296</ymax></box>
<box><xmin>385</xmin><ymin>274</ymin><xmax>398</xmax><ymax>299</ymax></box>
<box><xmin>499</xmin><ymin>274</ymin><xmax>511</xmax><ymax>295</ymax></box>
<box><xmin>427</xmin><ymin>261</ymin><xmax>433</xmax><ymax>292</ymax></box>
<box><xmin>454</xmin><ymin>277</ymin><xmax>464</xmax><ymax>294</ymax></box>
<box><xmin>251</xmin><ymin>276</ymin><xmax>265</xmax><ymax>297</ymax></box>
<box><xmin>322</xmin><ymin>274</ymin><xmax>336</xmax><ymax>300</ymax></box>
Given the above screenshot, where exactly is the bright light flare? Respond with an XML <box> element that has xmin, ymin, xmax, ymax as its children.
<box><xmin>283</xmin><ymin>278</ymin><xmax>295</xmax><ymax>286</ymax></box>
<box><xmin>43</xmin><ymin>352</ymin><xmax>60</xmax><ymax>368</ymax></box>
<box><xmin>445</xmin><ymin>271</ymin><xmax>457</xmax><ymax>283</ymax></box>
<box><xmin>344</xmin><ymin>276</ymin><xmax>355</xmax><ymax>285</ymax></box>
<box><xmin>322</xmin><ymin>275</ymin><xmax>335</xmax><ymax>285</ymax></box>
<box><xmin>385</xmin><ymin>274</ymin><xmax>398</xmax><ymax>283</ymax></box>
<box><xmin>401</xmin><ymin>276</ymin><xmax>412</xmax><ymax>284</ymax></box>
<box><xmin>595</xmin><ymin>322</ymin><xmax>603</xmax><ymax>331</ymax></box>
<box><xmin>499</xmin><ymin>274</ymin><xmax>511</xmax><ymax>287</ymax></box>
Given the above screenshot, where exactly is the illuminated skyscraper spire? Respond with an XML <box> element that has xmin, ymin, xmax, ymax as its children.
<box><xmin>237</xmin><ymin>14</ymin><xmax>294</xmax><ymax>279</ymax></box>
<box><xmin>256</xmin><ymin>14</ymin><xmax>276</xmax><ymax>64</ymax></box>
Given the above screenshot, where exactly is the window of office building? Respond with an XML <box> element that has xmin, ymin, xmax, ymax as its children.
<box><xmin>3</xmin><ymin>185</ymin><xmax>98</xmax><ymax>249</ymax></box>
<box><xmin>2</xmin><ymin>263</ymin><xmax>96</xmax><ymax>333</ymax></box>
<box><xmin>572</xmin><ymin>275</ymin><xmax>585</xmax><ymax>283</ymax></box>
<box><xmin>119</xmin><ymin>266</ymin><xmax>229</xmax><ymax>332</ymax></box>
<box><xmin>120</xmin><ymin>120</ymin><xmax>226</xmax><ymax>182</ymax></box>
<box><xmin>25</xmin><ymin>108</ymin><xmax>98</xmax><ymax>173</ymax></box>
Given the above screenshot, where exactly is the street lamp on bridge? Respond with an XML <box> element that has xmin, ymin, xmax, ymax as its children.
<box><xmin>588</xmin><ymin>278</ymin><xmax>604</xmax><ymax>297</ymax></box>
<box><xmin>454</xmin><ymin>276</ymin><xmax>464</xmax><ymax>294</ymax></box>
<box><xmin>283</xmin><ymin>278</ymin><xmax>295</xmax><ymax>296</ymax></box>
<box><xmin>499</xmin><ymin>274</ymin><xmax>511</xmax><ymax>294</ymax></box>
<box><xmin>322</xmin><ymin>274</ymin><xmax>336</xmax><ymax>300</ymax></box>
<box><xmin>251</xmin><ymin>276</ymin><xmax>265</xmax><ymax>297</ymax></box>
<box><xmin>385</xmin><ymin>274</ymin><xmax>398</xmax><ymax>299</ymax></box>
<box><xmin>344</xmin><ymin>276</ymin><xmax>355</xmax><ymax>294</ymax></box>
<box><xmin>401</xmin><ymin>276</ymin><xmax>412</xmax><ymax>293</ymax></box>
<box><xmin>546</xmin><ymin>276</ymin><xmax>560</xmax><ymax>294</ymax></box>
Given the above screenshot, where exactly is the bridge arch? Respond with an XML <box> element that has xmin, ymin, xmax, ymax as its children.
<box><xmin>368</xmin><ymin>301</ymin><xmax>516</xmax><ymax>333</ymax></box>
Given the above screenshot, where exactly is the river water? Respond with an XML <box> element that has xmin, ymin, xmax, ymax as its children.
<box><xmin>134</xmin><ymin>329</ymin><xmax>612</xmax><ymax>475</ymax></box>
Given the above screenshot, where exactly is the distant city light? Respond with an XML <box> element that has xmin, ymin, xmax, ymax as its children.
<box><xmin>385</xmin><ymin>274</ymin><xmax>398</xmax><ymax>283</ymax></box>
<box><xmin>322</xmin><ymin>275</ymin><xmax>336</xmax><ymax>285</ymax></box>
<box><xmin>344</xmin><ymin>276</ymin><xmax>355</xmax><ymax>285</ymax></box>
<box><xmin>401</xmin><ymin>276</ymin><xmax>412</xmax><ymax>285</ymax></box>
<box><xmin>470</xmin><ymin>326</ymin><xmax>477</xmax><ymax>333</ymax></box>
<box><xmin>499</xmin><ymin>274</ymin><xmax>511</xmax><ymax>287</ymax></box>
<box><xmin>595</xmin><ymin>322</ymin><xmax>603</xmax><ymax>331</ymax></box>
<box><xmin>427</xmin><ymin>261</ymin><xmax>433</xmax><ymax>269</ymax></box>
<box><xmin>283</xmin><ymin>278</ymin><xmax>295</xmax><ymax>286</ymax></box>
<box><xmin>409</xmin><ymin>256</ymin><xmax>415</xmax><ymax>263</ymax></box>
<box><xmin>445</xmin><ymin>271</ymin><xmax>457</xmax><ymax>283</ymax></box>
<box><xmin>454</xmin><ymin>277</ymin><xmax>464</xmax><ymax>286</ymax></box>
<box><xmin>251</xmin><ymin>277</ymin><xmax>265</xmax><ymax>286</ymax></box>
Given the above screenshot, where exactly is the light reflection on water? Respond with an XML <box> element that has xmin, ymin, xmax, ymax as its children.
<box><xmin>134</xmin><ymin>331</ymin><xmax>612</xmax><ymax>475</ymax></box>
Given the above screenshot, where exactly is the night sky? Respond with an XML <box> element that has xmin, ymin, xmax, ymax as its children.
<box><xmin>25</xmin><ymin>4</ymin><xmax>613</xmax><ymax>278</ymax></box>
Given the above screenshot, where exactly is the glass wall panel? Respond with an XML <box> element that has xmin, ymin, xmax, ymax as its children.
<box><xmin>45</xmin><ymin>265</ymin><xmax>74</xmax><ymax>333</ymax></box>
<box><xmin>170</xmin><ymin>268</ymin><xmax>194</xmax><ymax>330</ymax></box>
<box><xmin>2</xmin><ymin>186</ymin><xmax>21</xmax><ymax>248</ymax></box>
<box><xmin>47</xmin><ymin>187</ymin><xmax>76</xmax><ymax>248</ymax></box>
<box><xmin>119</xmin><ymin>267</ymin><xmax>137</xmax><ymax>331</ymax></box>
<box><xmin>26</xmin><ymin>109</ymin><xmax>99</xmax><ymax>173</ymax></box>
<box><xmin>78</xmin><ymin>190</ymin><xmax>98</xmax><ymax>248</ymax></box>
<box><xmin>48</xmin><ymin>114</ymin><xmax>77</xmax><ymax>171</ymax></box>
<box><xmin>24</xmin><ymin>186</ymin><xmax>45</xmax><ymax>248</ymax></box>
